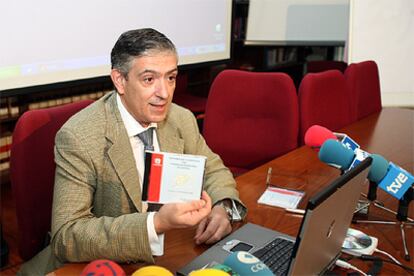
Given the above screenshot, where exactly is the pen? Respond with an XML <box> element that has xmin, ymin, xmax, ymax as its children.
<box><xmin>285</xmin><ymin>208</ymin><xmax>305</xmax><ymax>215</ymax></box>
<box><xmin>266</xmin><ymin>167</ymin><xmax>272</xmax><ymax>185</ymax></box>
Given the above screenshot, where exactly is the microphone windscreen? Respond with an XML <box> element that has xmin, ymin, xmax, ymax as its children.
<box><xmin>304</xmin><ymin>125</ymin><xmax>337</xmax><ymax>150</ymax></box>
<box><xmin>132</xmin><ymin>265</ymin><xmax>173</xmax><ymax>276</ymax></box>
<box><xmin>80</xmin><ymin>259</ymin><xmax>125</xmax><ymax>276</ymax></box>
<box><xmin>223</xmin><ymin>251</ymin><xmax>273</xmax><ymax>276</ymax></box>
<box><xmin>319</xmin><ymin>139</ymin><xmax>355</xmax><ymax>170</ymax></box>
<box><xmin>367</xmin><ymin>154</ymin><xmax>389</xmax><ymax>183</ymax></box>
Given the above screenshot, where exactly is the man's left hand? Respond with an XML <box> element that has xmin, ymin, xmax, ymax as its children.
<box><xmin>194</xmin><ymin>204</ymin><xmax>232</xmax><ymax>245</ymax></box>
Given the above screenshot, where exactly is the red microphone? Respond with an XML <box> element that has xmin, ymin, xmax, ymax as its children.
<box><xmin>80</xmin><ymin>259</ymin><xmax>126</xmax><ymax>276</ymax></box>
<box><xmin>304</xmin><ymin>125</ymin><xmax>337</xmax><ymax>151</ymax></box>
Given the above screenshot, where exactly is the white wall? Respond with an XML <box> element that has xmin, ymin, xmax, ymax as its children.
<box><xmin>348</xmin><ymin>0</ymin><xmax>414</xmax><ymax>107</ymax></box>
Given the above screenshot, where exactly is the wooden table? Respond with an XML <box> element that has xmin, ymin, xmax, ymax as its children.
<box><xmin>50</xmin><ymin>108</ymin><xmax>413</xmax><ymax>275</ymax></box>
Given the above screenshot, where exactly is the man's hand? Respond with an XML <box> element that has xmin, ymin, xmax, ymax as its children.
<box><xmin>194</xmin><ymin>204</ymin><xmax>232</xmax><ymax>245</ymax></box>
<box><xmin>154</xmin><ymin>191</ymin><xmax>212</xmax><ymax>234</ymax></box>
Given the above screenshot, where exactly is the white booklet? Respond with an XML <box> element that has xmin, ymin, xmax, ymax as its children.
<box><xmin>257</xmin><ymin>186</ymin><xmax>305</xmax><ymax>209</ymax></box>
<box><xmin>142</xmin><ymin>151</ymin><xmax>206</xmax><ymax>204</ymax></box>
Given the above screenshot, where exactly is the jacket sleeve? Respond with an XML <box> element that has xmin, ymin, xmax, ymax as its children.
<box><xmin>51</xmin><ymin>127</ymin><xmax>154</xmax><ymax>263</ymax></box>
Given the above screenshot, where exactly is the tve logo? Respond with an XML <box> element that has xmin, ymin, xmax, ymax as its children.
<box><xmin>378</xmin><ymin>163</ymin><xmax>414</xmax><ymax>199</ymax></box>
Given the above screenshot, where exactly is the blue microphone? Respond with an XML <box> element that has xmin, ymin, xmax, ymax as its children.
<box><xmin>319</xmin><ymin>139</ymin><xmax>370</xmax><ymax>173</ymax></box>
<box><xmin>366</xmin><ymin>154</ymin><xmax>389</xmax><ymax>201</ymax></box>
<box><xmin>368</xmin><ymin>159</ymin><xmax>413</xmax><ymax>201</ymax></box>
<box><xmin>366</xmin><ymin>155</ymin><xmax>413</xmax><ymax>220</ymax></box>
<box><xmin>319</xmin><ymin>141</ymin><xmax>413</xmax><ymax>201</ymax></box>
<box><xmin>223</xmin><ymin>251</ymin><xmax>273</xmax><ymax>276</ymax></box>
<box><xmin>319</xmin><ymin>140</ymin><xmax>378</xmax><ymax>199</ymax></box>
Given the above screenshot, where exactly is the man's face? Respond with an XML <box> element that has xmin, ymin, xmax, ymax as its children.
<box><xmin>111</xmin><ymin>51</ymin><xmax>178</xmax><ymax>127</ymax></box>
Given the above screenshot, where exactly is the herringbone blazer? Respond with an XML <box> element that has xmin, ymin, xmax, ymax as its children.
<box><xmin>21</xmin><ymin>91</ymin><xmax>242</xmax><ymax>274</ymax></box>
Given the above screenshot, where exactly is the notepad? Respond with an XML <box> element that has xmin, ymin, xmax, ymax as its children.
<box><xmin>257</xmin><ymin>186</ymin><xmax>305</xmax><ymax>209</ymax></box>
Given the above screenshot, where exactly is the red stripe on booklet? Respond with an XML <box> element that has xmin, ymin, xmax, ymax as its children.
<box><xmin>267</xmin><ymin>186</ymin><xmax>303</xmax><ymax>196</ymax></box>
<box><xmin>148</xmin><ymin>153</ymin><xmax>163</xmax><ymax>202</ymax></box>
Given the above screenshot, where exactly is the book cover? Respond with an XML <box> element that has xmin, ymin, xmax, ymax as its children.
<box><xmin>142</xmin><ymin>151</ymin><xmax>206</xmax><ymax>204</ymax></box>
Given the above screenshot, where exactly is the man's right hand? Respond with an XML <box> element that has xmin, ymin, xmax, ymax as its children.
<box><xmin>153</xmin><ymin>191</ymin><xmax>212</xmax><ymax>234</ymax></box>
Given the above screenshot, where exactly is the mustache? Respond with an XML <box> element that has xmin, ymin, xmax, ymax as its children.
<box><xmin>149</xmin><ymin>98</ymin><xmax>169</xmax><ymax>105</ymax></box>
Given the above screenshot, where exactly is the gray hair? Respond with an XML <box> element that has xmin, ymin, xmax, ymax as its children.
<box><xmin>111</xmin><ymin>28</ymin><xmax>177</xmax><ymax>78</ymax></box>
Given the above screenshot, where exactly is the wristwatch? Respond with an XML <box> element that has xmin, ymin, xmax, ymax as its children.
<box><xmin>216</xmin><ymin>200</ymin><xmax>233</xmax><ymax>223</ymax></box>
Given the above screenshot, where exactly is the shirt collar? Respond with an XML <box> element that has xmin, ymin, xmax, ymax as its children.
<box><xmin>116</xmin><ymin>93</ymin><xmax>157</xmax><ymax>137</ymax></box>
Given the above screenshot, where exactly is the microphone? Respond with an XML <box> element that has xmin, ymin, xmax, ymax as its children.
<box><xmin>132</xmin><ymin>265</ymin><xmax>173</xmax><ymax>276</ymax></box>
<box><xmin>318</xmin><ymin>140</ymin><xmax>380</xmax><ymax>199</ymax></box>
<box><xmin>368</xmin><ymin>160</ymin><xmax>414</xmax><ymax>201</ymax></box>
<box><xmin>319</xmin><ymin>139</ymin><xmax>370</xmax><ymax>173</ymax></box>
<box><xmin>304</xmin><ymin>124</ymin><xmax>360</xmax><ymax>152</ymax></box>
<box><xmin>319</xmin><ymin>142</ymin><xmax>414</xmax><ymax>216</ymax></box>
<box><xmin>304</xmin><ymin>125</ymin><xmax>338</xmax><ymax>151</ymax></box>
<box><xmin>80</xmin><ymin>259</ymin><xmax>126</xmax><ymax>276</ymax></box>
<box><xmin>318</xmin><ymin>139</ymin><xmax>356</xmax><ymax>171</ymax></box>
<box><xmin>223</xmin><ymin>251</ymin><xmax>273</xmax><ymax>276</ymax></box>
<box><xmin>364</xmin><ymin>155</ymin><xmax>414</xmax><ymax>220</ymax></box>
<box><xmin>366</xmin><ymin>154</ymin><xmax>389</xmax><ymax>201</ymax></box>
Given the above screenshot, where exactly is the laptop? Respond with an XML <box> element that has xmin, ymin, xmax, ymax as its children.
<box><xmin>178</xmin><ymin>157</ymin><xmax>372</xmax><ymax>276</ymax></box>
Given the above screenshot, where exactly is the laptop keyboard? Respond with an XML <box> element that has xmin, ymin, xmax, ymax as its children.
<box><xmin>253</xmin><ymin>237</ymin><xmax>295</xmax><ymax>275</ymax></box>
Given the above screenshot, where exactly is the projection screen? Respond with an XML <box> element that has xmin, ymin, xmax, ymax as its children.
<box><xmin>0</xmin><ymin>0</ymin><xmax>232</xmax><ymax>92</ymax></box>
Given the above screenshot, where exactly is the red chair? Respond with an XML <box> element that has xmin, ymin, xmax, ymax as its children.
<box><xmin>173</xmin><ymin>73</ymin><xmax>207</xmax><ymax>117</ymax></box>
<box><xmin>298</xmin><ymin>70</ymin><xmax>352</xmax><ymax>145</ymax></box>
<box><xmin>345</xmin><ymin>60</ymin><xmax>382</xmax><ymax>120</ymax></box>
<box><xmin>306</xmin><ymin>60</ymin><xmax>348</xmax><ymax>73</ymax></box>
<box><xmin>203</xmin><ymin>70</ymin><xmax>299</xmax><ymax>175</ymax></box>
<box><xmin>10</xmin><ymin>100</ymin><xmax>93</xmax><ymax>261</ymax></box>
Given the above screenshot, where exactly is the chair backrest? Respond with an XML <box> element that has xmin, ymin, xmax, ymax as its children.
<box><xmin>306</xmin><ymin>60</ymin><xmax>348</xmax><ymax>74</ymax></box>
<box><xmin>173</xmin><ymin>73</ymin><xmax>207</xmax><ymax>115</ymax></box>
<box><xmin>203</xmin><ymin>69</ymin><xmax>299</xmax><ymax>175</ymax></box>
<box><xmin>345</xmin><ymin>60</ymin><xmax>382</xmax><ymax>120</ymax></box>
<box><xmin>10</xmin><ymin>100</ymin><xmax>93</xmax><ymax>261</ymax></box>
<box><xmin>298</xmin><ymin>70</ymin><xmax>352</xmax><ymax>145</ymax></box>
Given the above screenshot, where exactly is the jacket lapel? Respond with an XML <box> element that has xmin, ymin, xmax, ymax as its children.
<box><xmin>157</xmin><ymin>116</ymin><xmax>184</xmax><ymax>154</ymax></box>
<box><xmin>104</xmin><ymin>94</ymin><xmax>143</xmax><ymax>212</ymax></box>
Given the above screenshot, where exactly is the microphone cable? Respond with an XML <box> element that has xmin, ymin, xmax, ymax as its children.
<box><xmin>359</xmin><ymin>254</ymin><xmax>414</xmax><ymax>275</ymax></box>
<box><xmin>373</xmin><ymin>248</ymin><xmax>401</xmax><ymax>265</ymax></box>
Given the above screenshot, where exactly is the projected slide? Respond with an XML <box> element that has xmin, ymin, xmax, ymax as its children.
<box><xmin>0</xmin><ymin>0</ymin><xmax>232</xmax><ymax>92</ymax></box>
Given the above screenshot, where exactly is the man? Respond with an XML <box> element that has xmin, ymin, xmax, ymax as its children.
<box><xmin>19</xmin><ymin>28</ymin><xmax>245</xmax><ymax>275</ymax></box>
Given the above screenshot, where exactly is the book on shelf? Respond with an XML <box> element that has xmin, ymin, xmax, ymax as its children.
<box><xmin>0</xmin><ymin>161</ymin><xmax>10</xmax><ymax>172</ymax></box>
<box><xmin>0</xmin><ymin>98</ymin><xmax>19</xmax><ymax>119</ymax></box>
<box><xmin>0</xmin><ymin>134</ymin><xmax>12</xmax><ymax>172</ymax></box>
<box><xmin>142</xmin><ymin>151</ymin><xmax>206</xmax><ymax>204</ymax></box>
